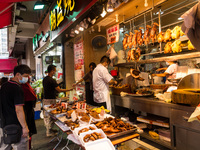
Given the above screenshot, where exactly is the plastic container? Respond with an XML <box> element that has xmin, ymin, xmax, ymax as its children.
<box><xmin>34</xmin><ymin>111</ymin><xmax>41</xmax><ymax>120</ymax></box>
<box><xmin>73</xmin><ymin>124</ymin><xmax>97</xmax><ymax>140</ymax></box>
<box><xmin>79</xmin><ymin>129</ymin><xmax>107</xmax><ymax>146</ymax></box>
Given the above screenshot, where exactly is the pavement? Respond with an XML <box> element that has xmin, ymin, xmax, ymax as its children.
<box><xmin>32</xmin><ymin>119</ymin><xmax>80</xmax><ymax>150</ymax></box>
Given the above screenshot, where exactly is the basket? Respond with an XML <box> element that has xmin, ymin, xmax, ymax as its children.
<box><xmin>111</xmin><ymin>86</ymin><xmax>131</xmax><ymax>95</ymax></box>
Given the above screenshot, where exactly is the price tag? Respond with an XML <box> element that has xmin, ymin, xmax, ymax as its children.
<box><xmin>71</xmin><ymin>111</ymin><xmax>77</xmax><ymax>122</ymax></box>
<box><xmin>76</xmin><ymin>102</ymin><xmax>81</xmax><ymax>109</ymax></box>
<box><xmin>61</xmin><ymin>102</ymin><xmax>67</xmax><ymax>109</ymax></box>
<box><xmin>82</xmin><ymin>103</ymin><xmax>86</xmax><ymax>109</ymax></box>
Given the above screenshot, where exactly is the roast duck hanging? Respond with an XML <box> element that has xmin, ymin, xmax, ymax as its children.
<box><xmin>127</xmin><ymin>32</ymin><xmax>133</xmax><ymax>48</ymax></box>
<box><xmin>150</xmin><ymin>23</ymin><xmax>159</xmax><ymax>44</ymax></box>
<box><xmin>143</xmin><ymin>25</ymin><xmax>151</xmax><ymax>45</ymax></box>
<box><xmin>127</xmin><ymin>47</ymin><xmax>141</xmax><ymax>62</ymax></box>
<box><xmin>137</xmin><ymin>27</ymin><xmax>143</xmax><ymax>46</ymax></box>
<box><xmin>132</xmin><ymin>30</ymin><xmax>138</xmax><ymax>48</ymax></box>
<box><xmin>123</xmin><ymin>34</ymin><xmax>129</xmax><ymax>50</ymax></box>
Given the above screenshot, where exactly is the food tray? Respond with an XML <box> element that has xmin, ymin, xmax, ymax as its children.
<box><xmin>85</xmin><ymin>138</ymin><xmax>115</xmax><ymax>150</ymax></box>
<box><xmin>79</xmin><ymin>129</ymin><xmax>107</xmax><ymax>146</ymax></box>
<box><xmin>43</xmin><ymin>105</ymin><xmax>56</xmax><ymax>112</ymax></box>
<box><xmin>89</xmin><ymin>114</ymin><xmax>104</xmax><ymax>122</ymax></box>
<box><xmin>73</xmin><ymin>124</ymin><xmax>97</xmax><ymax>140</ymax></box>
<box><xmin>126</xmin><ymin>93</ymin><xmax>153</xmax><ymax>97</ymax></box>
<box><xmin>106</xmin><ymin>124</ymin><xmax>137</xmax><ymax>139</ymax></box>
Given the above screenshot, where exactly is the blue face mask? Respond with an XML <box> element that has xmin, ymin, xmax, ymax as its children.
<box><xmin>19</xmin><ymin>77</ymin><xmax>28</xmax><ymax>84</ymax></box>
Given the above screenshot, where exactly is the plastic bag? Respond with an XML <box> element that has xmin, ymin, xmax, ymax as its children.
<box><xmin>188</xmin><ymin>103</ymin><xmax>200</xmax><ymax>122</ymax></box>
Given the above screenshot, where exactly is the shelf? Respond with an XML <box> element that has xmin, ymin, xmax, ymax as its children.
<box><xmin>140</xmin><ymin>132</ymin><xmax>172</xmax><ymax>149</ymax></box>
<box><xmin>137</xmin><ymin>116</ymin><xmax>169</xmax><ymax>128</ymax></box>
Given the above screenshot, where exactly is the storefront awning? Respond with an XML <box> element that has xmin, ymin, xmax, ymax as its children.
<box><xmin>0</xmin><ymin>2</ymin><xmax>13</xmax><ymax>29</ymax></box>
<box><xmin>0</xmin><ymin>59</ymin><xmax>18</xmax><ymax>73</ymax></box>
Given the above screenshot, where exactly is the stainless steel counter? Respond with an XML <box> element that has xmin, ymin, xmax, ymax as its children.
<box><xmin>111</xmin><ymin>95</ymin><xmax>195</xmax><ymax>118</ymax></box>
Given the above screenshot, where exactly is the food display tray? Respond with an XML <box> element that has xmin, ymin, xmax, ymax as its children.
<box><xmin>126</xmin><ymin>93</ymin><xmax>153</xmax><ymax>97</ymax></box>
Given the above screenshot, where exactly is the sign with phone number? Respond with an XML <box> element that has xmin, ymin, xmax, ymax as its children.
<box><xmin>106</xmin><ymin>24</ymin><xmax>119</xmax><ymax>44</ymax></box>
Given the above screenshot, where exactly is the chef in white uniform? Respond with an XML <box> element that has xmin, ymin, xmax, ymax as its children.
<box><xmin>93</xmin><ymin>56</ymin><xmax>117</xmax><ymax>112</ymax></box>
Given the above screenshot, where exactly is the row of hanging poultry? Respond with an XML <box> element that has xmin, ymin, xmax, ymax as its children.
<box><xmin>123</xmin><ymin>22</ymin><xmax>195</xmax><ymax>62</ymax></box>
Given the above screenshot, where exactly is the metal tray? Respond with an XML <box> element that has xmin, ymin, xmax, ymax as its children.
<box><xmin>126</xmin><ymin>93</ymin><xmax>153</xmax><ymax>97</ymax></box>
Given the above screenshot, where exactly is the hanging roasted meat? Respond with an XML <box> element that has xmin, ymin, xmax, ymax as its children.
<box><xmin>127</xmin><ymin>32</ymin><xmax>133</xmax><ymax>48</ymax></box>
<box><xmin>164</xmin><ymin>42</ymin><xmax>172</xmax><ymax>53</ymax></box>
<box><xmin>127</xmin><ymin>50</ymin><xmax>132</xmax><ymax>62</ymax></box>
<box><xmin>135</xmin><ymin>47</ymin><xmax>141</xmax><ymax>61</ymax></box>
<box><xmin>143</xmin><ymin>25</ymin><xmax>151</xmax><ymax>45</ymax></box>
<box><xmin>157</xmin><ymin>31</ymin><xmax>164</xmax><ymax>43</ymax></box>
<box><xmin>137</xmin><ymin>27</ymin><xmax>143</xmax><ymax>46</ymax></box>
<box><xmin>132</xmin><ymin>30</ymin><xmax>138</xmax><ymax>48</ymax></box>
<box><xmin>171</xmin><ymin>26</ymin><xmax>181</xmax><ymax>39</ymax></box>
<box><xmin>150</xmin><ymin>23</ymin><xmax>159</xmax><ymax>44</ymax></box>
<box><xmin>123</xmin><ymin>34</ymin><xmax>129</xmax><ymax>50</ymax></box>
<box><xmin>163</xmin><ymin>29</ymin><xmax>171</xmax><ymax>42</ymax></box>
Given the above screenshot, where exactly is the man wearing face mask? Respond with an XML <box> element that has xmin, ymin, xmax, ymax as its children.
<box><xmin>0</xmin><ymin>64</ymin><xmax>31</xmax><ymax>149</ymax></box>
<box><xmin>42</xmin><ymin>65</ymin><xmax>73</xmax><ymax>137</ymax></box>
<box><xmin>72</xmin><ymin>62</ymin><xmax>96</xmax><ymax>105</ymax></box>
<box><xmin>152</xmin><ymin>61</ymin><xmax>179</xmax><ymax>84</ymax></box>
<box><xmin>93</xmin><ymin>56</ymin><xmax>117</xmax><ymax>112</ymax></box>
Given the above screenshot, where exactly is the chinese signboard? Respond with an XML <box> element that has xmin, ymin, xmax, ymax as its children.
<box><xmin>50</xmin><ymin>0</ymin><xmax>75</xmax><ymax>31</ymax></box>
<box><xmin>106</xmin><ymin>24</ymin><xmax>119</xmax><ymax>44</ymax></box>
<box><xmin>74</xmin><ymin>35</ymin><xmax>84</xmax><ymax>81</ymax></box>
<box><xmin>33</xmin><ymin>31</ymin><xmax>50</xmax><ymax>51</ymax></box>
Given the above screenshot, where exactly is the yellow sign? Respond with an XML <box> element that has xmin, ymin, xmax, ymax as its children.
<box><xmin>50</xmin><ymin>0</ymin><xmax>75</xmax><ymax>31</ymax></box>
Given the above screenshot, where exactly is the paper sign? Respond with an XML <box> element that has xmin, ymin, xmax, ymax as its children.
<box><xmin>106</xmin><ymin>24</ymin><xmax>119</xmax><ymax>44</ymax></box>
<box><xmin>61</xmin><ymin>102</ymin><xmax>67</xmax><ymax>109</ymax></box>
<box><xmin>82</xmin><ymin>103</ymin><xmax>86</xmax><ymax>110</ymax></box>
<box><xmin>71</xmin><ymin>111</ymin><xmax>77</xmax><ymax>122</ymax></box>
<box><xmin>76</xmin><ymin>102</ymin><xmax>81</xmax><ymax>109</ymax></box>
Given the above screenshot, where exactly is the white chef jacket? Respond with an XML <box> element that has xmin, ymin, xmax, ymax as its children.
<box><xmin>165</xmin><ymin>63</ymin><xmax>178</xmax><ymax>84</ymax></box>
<box><xmin>93</xmin><ymin>64</ymin><xmax>113</xmax><ymax>104</ymax></box>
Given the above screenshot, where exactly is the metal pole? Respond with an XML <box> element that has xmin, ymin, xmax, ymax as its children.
<box><xmin>158</xmin><ymin>8</ymin><xmax>162</xmax><ymax>52</ymax></box>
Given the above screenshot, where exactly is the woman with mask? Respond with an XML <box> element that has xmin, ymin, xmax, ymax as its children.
<box><xmin>73</xmin><ymin>62</ymin><xmax>96</xmax><ymax>105</ymax></box>
<box><xmin>152</xmin><ymin>61</ymin><xmax>179</xmax><ymax>84</ymax></box>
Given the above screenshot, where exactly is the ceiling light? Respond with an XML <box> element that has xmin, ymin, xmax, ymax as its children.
<box><xmin>91</xmin><ymin>18</ymin><xmax>97</xmax><ymax>24</ymax></box>
<box><xmin>101</xmin><ymin>6</ymin><xmax>107</xmax><ymax>17</ymax></box>
<box><xmin>83</xmin><ymin>19</ymin><xmax>89</xmax><ymax>29</ymax></box>
<box><xmin>115</xmin><ymin>14</ymin><xmax>119</xmax><ymax>22</ymax></box>
<box><xmin>71</xmin><ymin>29</ymin><xmax>75</xmax><ymax>34</ymax></box>
<box><xmin>79</xmin><ymin>22</ymin><xmax>84</xmax><ymax>31</ymax></box>
<box><xmin>34</xmin><ymin>1</ymin><xmax>45</xmax><ymax>10</ymax></box>
<box><xmin>178</xmin><ymin>17</ymin><xmax>183</xmax><ymax>20</ymax></box>
<box><xmin>144</xmin><ymin>0</ymin><xmax>148</xmax><ymax>7</ymax></box>
<box><xmin>75</xmin><ymin>25</ymin><xmax>79</xmax><ymax>34</ymax></box>
<box><xmin>107</xmin><ymin>0</ymin><xmax>114</xmax><ymax>12</ymax></box>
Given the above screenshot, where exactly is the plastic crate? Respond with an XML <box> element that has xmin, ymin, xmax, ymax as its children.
<box><xmin>34</xmin><ymin>111</ymin><xmax>41</xmax><ymax>120</ymax></box>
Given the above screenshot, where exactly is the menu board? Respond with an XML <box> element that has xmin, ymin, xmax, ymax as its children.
<box><xmin>106</xmin><ymin>24</ymin><xmax>119</xmax><ymax>44</ymax></box>
<box><xmin>74</xmin><ymin>35</ymin><xmax>84</xmax><ymax>81</ymax></box>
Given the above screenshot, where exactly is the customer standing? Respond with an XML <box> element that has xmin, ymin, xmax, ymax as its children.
<box><xmin>21</xmin><ymin>78</ymin><xmax>37</xmax><ymax>149</ymax></box>
<box><xmin>43</xmin><ymin>64</ymin><xmax>73</xmax><ymax>137</ymax></box>
<box><xmin>0</xmin><ymin>64</ymin><xmax>31</xmax><ymax>150</ymax></box>
<box><xmin>93</xmin><ymin>56</ymin><xmax>117</xmax><ymax>112</ymax></box>
<box><xmin>73</xmin><ymin>62</ymin><xmax>96</xmax><ymax>105</ymax></box>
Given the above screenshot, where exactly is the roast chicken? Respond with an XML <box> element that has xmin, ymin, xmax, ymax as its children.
<box><xmin>143</xmin><ymin>25</ymin><xmax>151</xmax><ymax>45</ymax></box>
<box><xmin>163</xmin><ymin>29</ymin><xmax>171</xmax><ymax>42</ymax></box>
<box><xmin>137</xmin><ymin>27</ymin><xmax>143</xmax><ymax>46</ymax></box>
<box><xmin>135</xmin><ymin>47</ymin><xmax>141</xmax><ymax>61</ymax></box>
<box><xmin>171</xmin><ymin>26</ymin><xmax>181</xmax><ymax>39</ymax></box>
<box><xmin>127</xmin><ymin>50</ymin><xmax>132</xmax><ymax>62</ymax></box>
<box><xmin>123</xmin><ymin>34</ymin><xmax>129</xmax><ymax>50</ymax></box>
<box><xmin>132</xmin><ymin>30</ymin><xmax>138</xmax><ymax>48</ymax></box>
<box><xmin>127</xmin><ymin>32</ymin><xmax>133</xmax><ymax>48</ymax></box>
<box><xmin>164</xmin><ymin>42</ymin><xmax>172</xmax><ymax>53</ymax></box>
<box><xmin>172</xmin><ymin>40</ymin><xmax>182</xmax><ymax>53</ymax></box>
<box><xmin>150</xmin><ymin>23</ymin><xmax>159</xmax><ymax>44</ymax></box>
<box><xmin>157</xmin><ymin>31</ymin><xmax>164</xmax><ymax>43</ymax></box>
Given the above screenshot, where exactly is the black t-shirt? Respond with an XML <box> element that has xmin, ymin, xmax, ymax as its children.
<box><xmin>43</xmin><ymin>76</ymin><xmax>59</xmax><ymax>99</ymax></box>
<box><xmin>0</xmin><ymin>80</ymin><xmax>24</xmax><ymax>126</ymax></box>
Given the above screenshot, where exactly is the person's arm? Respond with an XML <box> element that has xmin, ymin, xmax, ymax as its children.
<box><xmin>108</xmin><ymin>79</ymin><xmax>117</xmax><ymax>85</ymax></box>
<box><xmin>15</xmin><ymin>105</ymin><xmax>29</xmax><ymax>137</ymax></box>
<box><xmin>152</xmin><ymin>72</ymin><xmax>169</xmax><ymax>77</ymax></box>
<box><xmin>73</xmin><ymin>78</ymin><xmax>84</xmax><ymax>86</ymax></box>
<box><xmin>55</xmin><ymin>86</ymin><xmax>74</xmax><ymax>93</ymax></box>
